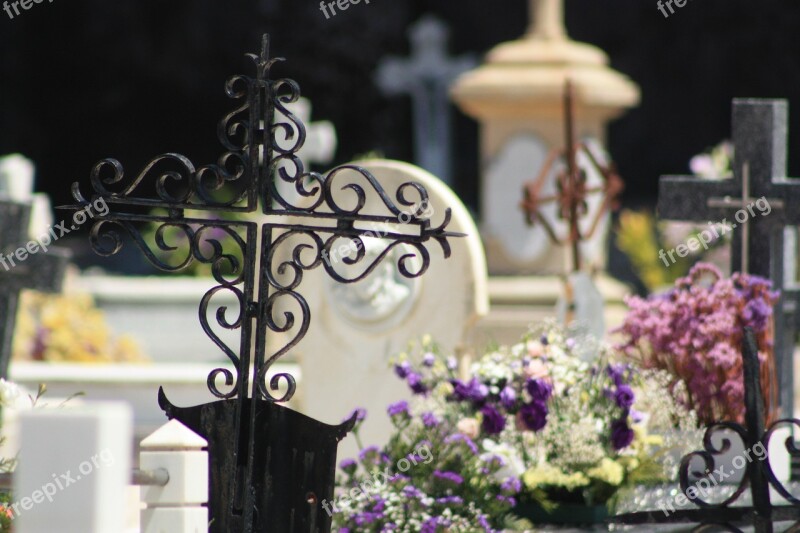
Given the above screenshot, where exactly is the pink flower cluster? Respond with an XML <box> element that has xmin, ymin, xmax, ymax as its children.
<box><xmin>616</xmin><ymin>263</ymin><xmax>778</xmax><ymax>426</ymax></box>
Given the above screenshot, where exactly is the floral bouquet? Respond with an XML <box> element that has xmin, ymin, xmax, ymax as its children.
<box><xmin>332</xmin><ymin>323</ymin><xmax>697</xmax><ymax>530</ymax></box>
<box><xmin>332</xmin><ymin>406</ymin><xmax>522</xmax><ymax>532</ymax></box>
<box><xmin>12</xmin><ymin>292</ymin><xmax>146</xmax><ymax>363</ymax></box>
<box><xmin>615</xmin><ymin>262</ymin><xmax>779</xmax><ymax>426</ymax></box>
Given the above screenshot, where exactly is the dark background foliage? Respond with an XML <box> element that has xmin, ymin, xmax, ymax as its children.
<box><xmin>1</xmin><ymin>0</ymin><xmax>798</xmax><ymax>220</ymax></box>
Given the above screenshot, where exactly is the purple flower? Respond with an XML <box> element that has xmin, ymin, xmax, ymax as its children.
<box><xmin>526</xmin><ymin>378</ymin><xmax>553</xmax><ymax>403</ymax></box>
<box><xmin>606</xmin><ymin>364</ymin><xmax>627</xmax><ymax>387</ymax></box>
<box><xmin>610</xmin><ymin>418</ymin><xmax>635</xmax><ymax>450</ymax></box>
<box><xmin>446</xmin><ymin>356</ymin><xmax>458</xmax><ymax>370</ymax></box>
<box><xmin>344</xmin><ymin>407</ymin><xmax>367</xmax><ymax>424</ymax></box>
<box><xmin>614</xmin><ymin>384</ymin><xmax>635</xmax><ymax>410</ymax></box>
<box><xmin>435</xmin><ymin>495</ymin><xmax>464</xmax><ymax>505</ymax></box>
<box><xmin>444</xmin><ymin>433</ymin><xmax>479</xmax><ymax>455</ymax></box>
<box><xmin>339</xmin><ymin>458</ymin><xmax>357</xmax><ymax>475</ymax></box>
<box><xmin>452</xmin><ymin>377</ymin><xmax>489</xmax><ymax>403</ymax></box>
<box><xmin>406</xmin><ymin>372</ymin><xmax>428</xmax><ymax>395</ymax></box>
<box><xmin>421</xmin><ymin>411</ymin><xmax>440</xmax><ymax>427</ymax></box>
<box><xmin>387</xmin><ymin>400</ymin><xmax>410</xmax><ymax>417</ymax></box>
<box><xmin>743</xmin><ymin>298</ymin><xmax>772</xmax><ymax>331</ymax></box>
<box><xmin>422</xmin><ymin>352</ymin><xmax>436</xmax><ymax>367</ymax></box>
<box><xmin>496</xmin><ymin>494</ymin><xmax>517</xmax><ymax>506</ymax></box>
<box><xmin>371</xmin><ymin>497</ymin><xmax>386</xmax><ymax>513</ymax></box>
<box><xmin>402</xmin><ymin>484</ymin><xmax>424</xmax><ymax>499</ymax></box>
<box><xmin>480</xmin><ymin>405</ymin><xmax>506</xmax><ymax>435</ymax></box>
<box><xmin>518</xmin><ymin>401</ymin><xmax>548</xmax><ymax>431</ymax></box>
<box><xmin>394</xmin><ymin>361</ymin><xmax>411</xmax><ymax>379</ymax></box>
<box><xmin>421</xmin><ymin>517</ymin><xmax>441</xmax><ymax>533</ymax></box>
<box><xmin>499</xmin><ymin>386</ymin><xmax>516</xmax><ymax>409</ymax></box>
<box><xmin>433</xmin><ymin>470</ymin><xmax>464</xmax><ymax>485</ymax></box>
<box><xmin>359</xmin><ymin>446</ymin><xmax>381</xmax><ymax>463</ymax></box>
<box><xmin>501</xmin><ymin>476</ymin><xmax>522</xmax><ymax>494</ymax></box>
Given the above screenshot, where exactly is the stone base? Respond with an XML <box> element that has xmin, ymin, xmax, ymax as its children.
<box><xmin>474</xmin><ymin>273</ymin><xmax>630</xmax><ymax>348</ymax></box>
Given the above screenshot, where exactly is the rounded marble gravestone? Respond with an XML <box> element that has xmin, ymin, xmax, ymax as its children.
<box><xmin>295</xmin><ymin>159</ymin><xmax>488</xmax><ymax>458</ymax></box>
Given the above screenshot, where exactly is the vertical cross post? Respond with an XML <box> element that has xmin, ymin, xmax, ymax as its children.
<box><xmin>742</xmin><ymin>328</ymin><xmax>772</xmax><ymax>531</ymax></box>
<box><xmin>658</xmin><ymin>99</ymin><xmax>800</xmax><ymax>417</ymax></box>
<box><xmin>0</xmin><ymin>200</ymin><xmax>69</xmax><ymax>377</ymax></box>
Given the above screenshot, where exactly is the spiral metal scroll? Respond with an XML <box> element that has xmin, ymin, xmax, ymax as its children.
<box><xmin>679</xmin><ymin>422</ymin><xmax>751</xmax><ymax>509</ymax></box>
<box><xmin>67</xmin><ymin>34</ymin><xmax>462</xmax><ymax>407</ymax></box>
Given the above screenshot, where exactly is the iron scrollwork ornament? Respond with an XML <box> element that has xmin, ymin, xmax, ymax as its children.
<box><xmin>67</xmin><ymin>35</ymin><xmax>462</xmax><ymax>533</ymax></box>
<box><xmin>612</xmin><ymin>328</ymin><xmax>800</xmax><ymax>532</ymax></box>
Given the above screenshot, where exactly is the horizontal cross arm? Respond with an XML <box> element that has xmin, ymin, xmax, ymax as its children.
<box><xmin>658</xmin><ymin>175</ymin><xmax>741</xmax><ymax>222</ymax></box>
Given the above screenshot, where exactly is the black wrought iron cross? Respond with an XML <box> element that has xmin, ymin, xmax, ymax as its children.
<box><xmin>658</xmin><ymin>99</ymin><xmax>800</xmax><ymax>418</ymax></box>
<box><xmin>67</xmin><ymin>35</ymin><xmax>461</xmax><ymax>532</ymax></box>
<box><xmin>0</xmin><ymin>200</ymin><xmax>70</xmax><ymax>377</ymax></box>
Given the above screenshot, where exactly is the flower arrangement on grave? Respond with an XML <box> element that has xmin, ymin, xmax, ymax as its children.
<box><xmin>615</xmin><ymin>262</ymin><xmax>779</xmax><ymax>426</ymax></box>
<box><xmin>615</xmin><ymin>141</ymin><xmax>734</xmax><ymax>292</ymax></box>
<box><xmin>332</xmin><ymin>323</ymin><xmax>698</xmax><ymax>530</ymax></box>
<box><xmin>332</xmin><ymin>406</ymin><xmax>524</xmax><ymax>532</ymax></box>
<box><xmin>12</xmin><ymin>292</ymin><xmax>146</xmax><ymax>363</ymax></box>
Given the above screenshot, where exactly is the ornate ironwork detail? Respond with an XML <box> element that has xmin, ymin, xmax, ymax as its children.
<box><xmin>66</xmin><ymin>35</ymin><xmax>462</xmax><ymax>532</ymax></box>
<box><xmin>68</xmin><ymin>34</ymin><xmax>461</xmax><ymax>405</ymax></box>
<box><xmin>519</xmin><ymin>80</ymin><xmax>624</xmax><ymax>271</ymax></box>
<box><xmin>611</xmin><ymin>328</ymin><xmax>800</xmax><ymax>532</ymax></box>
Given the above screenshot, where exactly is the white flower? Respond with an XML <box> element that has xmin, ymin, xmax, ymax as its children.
<box><xmin>0</xmin><ymin>379</ymin><xmax>22</xmax><ymax>408</ymax></box>
<box><xmin>481</xmin><ymin>439</ymin><xmax>526</xmax><ymax>480</ymax></box>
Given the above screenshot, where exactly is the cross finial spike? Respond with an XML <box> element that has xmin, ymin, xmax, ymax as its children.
<box><xmin>528</xmin><ymin>0</ymin><xmax>567</xmax><ymax>40</ymax></box>
<box><xmin>261</xmin><ymin>34</ymin><xmax>270</xmax><ymax>63</ymax></box>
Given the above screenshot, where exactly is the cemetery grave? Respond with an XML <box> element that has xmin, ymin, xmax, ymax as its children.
<box><xmin>1</xmin><ymin>1</ymin><xmax>800</xmax><ymax>532</ymax></box>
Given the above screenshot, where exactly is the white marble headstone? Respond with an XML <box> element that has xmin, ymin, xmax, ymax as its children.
<box><xmin>0</xmin><ymin>154</ymin><xmax>34</xmax><ymax>202</ymax></box>
<box><xmin>15</xmin><ymin>402</ymin><xmax>132</xmax><ymax>533</ymax></box>
<box><xmin>295</xmin><ymin>160</ymin><xmax>488</xmax><ymax>456</ymax></box>
<box><xmin>0</xmin><ymin>153</ymin><xmax>54</xmax><ymax>238</ymax></box>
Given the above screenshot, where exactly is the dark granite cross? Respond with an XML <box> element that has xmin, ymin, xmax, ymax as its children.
<box><xmin>375</xmin><ymin>15</ymin><xmax>476</xmax><ymax>185</ymax></box>
<box><xmin>658</xmin><ymin>99</ymin><xmax>800</xmax><ymax>417</ymax></box>
<box><xmin>0</xmin><ymin>200</ymin><xmax>70</xmax><ymax>378</ymax></box>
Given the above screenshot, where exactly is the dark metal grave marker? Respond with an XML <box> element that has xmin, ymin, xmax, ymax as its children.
<box><xmin>658</xmin><ymin>99</ymin><xmax>800</xmax><ymax>418</ymax></box>
<box><xmin>0</xmin><ymin>200</ymin><xmax>70</xmax><ymax>378</ymax></box>
<box><xmin>66</xmin><ymin>35</ymin><xmax>461</xmax><ymax>533</ymax></box>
